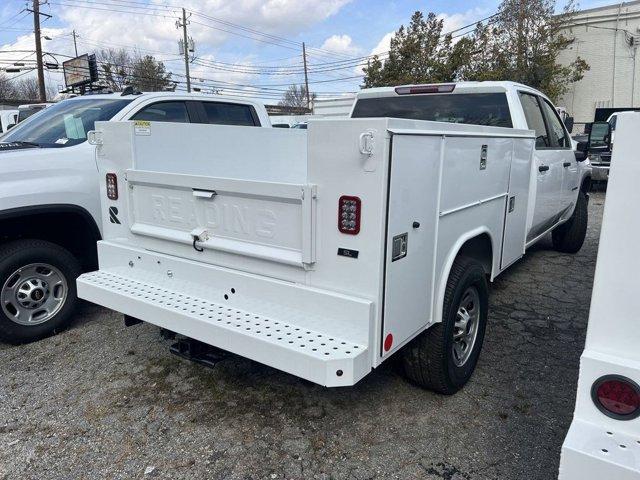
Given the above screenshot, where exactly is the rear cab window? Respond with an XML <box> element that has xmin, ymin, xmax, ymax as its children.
<box><xmin>201</xmin><ymin>101</ymin><xmax>260</xmax><ymax>126</ymax></box>
<box><xmin>131</xmin><ymin>101</ymin><xmax>190</xmax><ymax>123</ymax></box>
<box><xmin>351</xmin><ymin>92</ymin><xmax>513</xmax><ymax>128</ymax></box>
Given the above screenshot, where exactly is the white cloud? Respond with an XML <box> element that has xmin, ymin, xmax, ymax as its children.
<box><xmin>370</xmin><ymin>31</ymin><xmax>394</xmax><ymax>57</ymax></box>
<box><xmin>53</xmin><ymin>0</ymin><xmax>354</xmax><ymax>55</ymax></box>
<box><xmin>437</xmin><ymin>8</ymin><xmax>489</xmax><ymax>40</ymax></box>
<box><xmin>320</xmin><ymin>34</ymin><xmax>360</xmax><ymax>56</ymax></box>
<box><xmin>0</xmin><ymin>0</ymin><xmax>352</xmax><ymax>97</ymax></box>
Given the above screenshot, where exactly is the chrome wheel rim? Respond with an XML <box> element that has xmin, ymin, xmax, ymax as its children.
<box><xmin>1</xmin><ymin>263</ymin><xmax>68</xmax><ymax>326</ymax></box>
<box><xmin>452</xmin><ymin>286</ymin><xmax>480</xmax><ymax>367</ymax></box>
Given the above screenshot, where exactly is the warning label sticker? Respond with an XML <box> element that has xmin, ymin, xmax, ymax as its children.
<box><xmin>134</xmin><ymin>120</ymin><xmax>151</xmax><ymax>136</ymax></box>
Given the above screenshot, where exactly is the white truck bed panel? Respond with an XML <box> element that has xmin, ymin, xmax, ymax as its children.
<box><xmin>131</xmin><ymin>122</ymin><xmax>308</xmax><ymax>184</ymax></box>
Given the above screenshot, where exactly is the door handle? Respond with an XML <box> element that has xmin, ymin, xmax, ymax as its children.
<box><xmin>538</xmin><ymin>165</ymin><xmax>550</xmax><ymax>172</ymax></box>
<box><xmin>563</xmin><ymin>162</ymin><xmax>571</xmax><ymax>168</ymax></box>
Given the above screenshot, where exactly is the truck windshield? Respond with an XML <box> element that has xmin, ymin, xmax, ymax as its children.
<box><xmin>351</xmin><ymin>92</ymin><xmax>513</xmax><ymax>128</ymax></box>
<box><xmin>2</xmin><ymin>98</ymin><xmax>132</xmax><ymax>148</ymax></box>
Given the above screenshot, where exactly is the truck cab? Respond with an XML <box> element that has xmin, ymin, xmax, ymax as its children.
<box><xmin>349</xmin><ymin>81</ymin><xmax>592</xmax><ymax>249</ymax></box>
<box><xmin>0</xmin><ymin>92</ymin><xmax>271</xmax><ymax>344</ymax></box>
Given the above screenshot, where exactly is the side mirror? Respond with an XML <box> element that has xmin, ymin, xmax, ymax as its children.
<box><xmin>564</xmin><ymin>116</ymin><xmax>574</xmax><ymax>134</ymax></box>
<box><xmin>6</xmin><ymin>123</ymin><xmax>14</xmax><ymax>130</ymax></box>
<box><xmin>588</xmin><ymin>121</ymin><xmax>612</xmax><ymax>150</ymax></box>
<box><xmin>575</xmin><ymin>140</ymin><xmax>588</xmax><ymax>162</ymax></box>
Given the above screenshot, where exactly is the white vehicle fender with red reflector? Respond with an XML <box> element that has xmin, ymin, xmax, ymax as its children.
<box><xmin>559</xmin><ymin>112</ymin><xmax>640</xmax><ymax>479</ymax></box>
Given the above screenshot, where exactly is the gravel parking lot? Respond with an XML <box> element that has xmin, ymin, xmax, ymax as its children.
<box><xmin>0</xmin><ymin>192</ymin><xmax>605</xmax><ymax>480</ymax></box>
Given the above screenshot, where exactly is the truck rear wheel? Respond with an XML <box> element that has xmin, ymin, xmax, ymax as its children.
<box><xmin>0</xmin><ymin>240</ymin><xmax>81</xmax><ymax>344</ymax></box>
<box><xmin>552</xmin><ymin>191</ymin><xmax>588</xmax><ymax>254</ymax></box>
<box><xmin>401</xmin><ymin>256</ymin><xmax>488</xmax><ymax>394</ymax></box>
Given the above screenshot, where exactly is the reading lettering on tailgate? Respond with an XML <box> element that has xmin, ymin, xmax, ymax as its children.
<box><xmin>133</xmin><ymin>186</ymin><xmax>302</xmax><ymax>250</ymax></box>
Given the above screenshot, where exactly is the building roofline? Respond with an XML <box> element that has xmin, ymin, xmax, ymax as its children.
<box><xmin>569</xmin><ymin>0</ymin><xmax>640</xmax><ymax>19</ymax></box>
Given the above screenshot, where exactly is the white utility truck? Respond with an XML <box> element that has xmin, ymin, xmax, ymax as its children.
<box><xmin>77</xmin><ymin>82</ymin><xmax>591</xmax><ymax>393</ymax></box>
<box><xmin>559</xmin><ymin>112</ymin><xmax>640</xmax><ymax>479</ymax></box>
<box><xmin>0</xmin><ymin>92</ymin><xmax>271</xmax><ymax>344</ymax></box>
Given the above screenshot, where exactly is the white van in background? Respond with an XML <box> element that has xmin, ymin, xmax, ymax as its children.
<box><xmin>0</xmin><ymin>109</ymin><xmax>18</xmax><ymax>134</ymax></box>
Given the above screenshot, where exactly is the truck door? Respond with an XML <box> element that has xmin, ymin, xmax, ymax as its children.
<box><xmin>518</xmin><ymin>92</ymin><xmax>565</xmax><ymax>240</ymax></box>
<box><xmin>382</xmin><ymin>135</ymin><xmax>441</xmax><ymax>356</ymax></box>
<box><xmin>538</xmin><ymin>98</ymin><xmax>578</xmax><ymax>210</ymax></box>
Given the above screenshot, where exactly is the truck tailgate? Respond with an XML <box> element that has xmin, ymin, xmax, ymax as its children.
<box><xmin>126</xmin><ymin>169</ymin><xmax>316</xmax><ymax>267</ymax></box>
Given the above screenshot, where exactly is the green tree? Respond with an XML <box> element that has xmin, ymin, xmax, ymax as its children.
<box><xmin>482</xmin><ymin>0</ymin><xmax>589</xmax><ymax>101</ymax></box>
<box><xmin>130</xmin><ymin>55</ymin><xmax>173</xmax><ymax>92</ymax></box>
<box><xmin>362</xmin><ymin>12</ymin><xmax>455</xmax><ymax>88</ymax></box>
<box><xmin>362</xmin><ymin>0</ymin><xmax>589</xmax><ymax>102</ymax></box>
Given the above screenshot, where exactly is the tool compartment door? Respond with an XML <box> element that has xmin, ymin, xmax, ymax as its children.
<box><xmin>382</xmin><ymin>135</ymin><xmax>441</xmax><ymax>356</ymax></box>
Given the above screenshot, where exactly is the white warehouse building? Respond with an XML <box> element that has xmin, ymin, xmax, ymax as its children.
<box><xmin>558</xmin><ymin>1</ymin><xmax>640</xmax><ymax>124</ymax></box>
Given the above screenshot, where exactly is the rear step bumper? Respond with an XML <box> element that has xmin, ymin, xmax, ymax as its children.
<box><xmin>77</xmin><ymin>241</ymin><xmax>374</xmax><ymax>387</ymax></box>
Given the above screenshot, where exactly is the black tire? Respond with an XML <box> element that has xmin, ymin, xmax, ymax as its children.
<box><xmin>552</xmin><ymin>191</ymin><xmax>588</xmax><ymax>254</ymax></box>
<box><xmin>0</xmin><ymin>240</ymin><xmax>81</xmax><ymax>344</ymax></box>
<box><xmin>401</xmin><ymin>256</ymin><xmax>489</xmax><ymax>394</ymax></box>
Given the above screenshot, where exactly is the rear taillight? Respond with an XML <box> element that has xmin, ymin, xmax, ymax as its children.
<box><xmin>395</xmin><ymin>84</ymin><xmax>455</xmax><ymax>95</ymax></box>
<box><xmin>106</xmin><ymin>173</ymin><xmax>118</xmax><ymax>200</ymax></box>
<box><xmin>338</xmin><ymin>196</ymin><xmax>361</xmax><ymax>234</ymax></box>
<box><xmin>591</xmin><ymin>375</ymin><xmax>640</xmax><ymax>420</ymax></box>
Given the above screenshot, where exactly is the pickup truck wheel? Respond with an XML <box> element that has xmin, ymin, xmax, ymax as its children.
<box><xmin>401</xmin><ymin>256</ymin><xmax>488</xmax><ymax>394</ymax></box>
<box><xmin>552</xmin><ymin>191</ymin><xmax>588</xmax><ymax>254</ymax></box>
<box><xmin>0</xmin><ymin>240</ymin><xmax>81</xmax><ymax>344</ymax></box>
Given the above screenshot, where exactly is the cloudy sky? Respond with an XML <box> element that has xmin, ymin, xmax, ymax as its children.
<box><xmin>0</xmin><ymin>0</ymin><xmax>609</xmax><ymax>102</ymax></box>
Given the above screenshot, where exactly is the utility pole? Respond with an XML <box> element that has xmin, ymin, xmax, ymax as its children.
<box><xmin>179</xmin><ymin>8</ymin><xmax>191</xmax><ymax>92</ymax></box>
<box><xmin>31</xmin><ymin>0</ymin><xmax>47</xmax><ymax>102</ymax></box>
<box><xmin>302</xmin><ymin>42</ymin><xmax>310</xmax><ymax>109</ymax></box>
<box><xmin>72</xmin><ymin>29</ymin><xmax>78</xmax><ymax>57</ymax></box>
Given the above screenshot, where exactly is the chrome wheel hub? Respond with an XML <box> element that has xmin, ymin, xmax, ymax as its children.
<box><xmin>1</xmin><ymin>263</ymin><xmax>67</xmax><ymax>326</ymax></box>
<box><xmin>452</xmin><ymin>286</ymin><xmax>480</xmax><ymax>367</ymax></box>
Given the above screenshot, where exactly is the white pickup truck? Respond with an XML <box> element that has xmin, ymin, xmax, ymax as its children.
<box><xmin>76</xmin><ymin>81</ymin><xmax>592</xmax><ymax>393</ymax></box>
<box><xmin>0</xmin><ymin>92</ymin><xmax>271</xmax><ymax>344</ymax></box>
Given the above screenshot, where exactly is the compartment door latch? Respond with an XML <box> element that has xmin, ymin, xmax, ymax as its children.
<box><xmin>391</xmin><ymin>233</ymin><xmax>408</xmax><ymax>262</ymax></box>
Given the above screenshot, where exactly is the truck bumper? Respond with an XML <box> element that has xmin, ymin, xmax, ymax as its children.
<box><xmin>77</xmin><ymin>241</ymin><xmax>374</xmax><ymax>387</ymax></box>
<box><xmin>591</xmin><ymin>165</ymin><xmax>610</xmax><ymax>182</ymax></box>
<box><xmin>559</xmin><ymin>419</ymin><xmax>640</xmax><ymax>479</ymax></box>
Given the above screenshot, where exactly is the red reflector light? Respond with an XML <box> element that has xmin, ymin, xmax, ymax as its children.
<box><xmin>338</xmin><ymin>196</ymin><xmax>361</xmax><ymax>234</ymax></box>
<box><xmin>592</xmin><ymin>375</ymin><xmax>640</xmax><ymax>420</ymax></box>
<box><xmin>106</xmin><ymin>173</ymin><xmax>118</xmax><ymax>200</ymax></box>
<box><xmin>395</xmin><ymin>84</ymin><xmax>456</xmax><ymax>95</ymax></box>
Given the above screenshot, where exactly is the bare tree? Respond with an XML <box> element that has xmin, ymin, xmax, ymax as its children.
<box><xmin>10</xmin><ymin>77</ymin><xmax>57</xmax><ymax>101</ymax></box>
<box><xmin>278</xmin><ymin>84</ymin><xmax>316</xmax><ymax>109</ymax></box>
<box><xmin>96</xmin><ymin>48</ymin><xmax>173</xmax><ymax>92</ymax></box>
<box><xmin>97</xmin><ymin>48</ymin><xmax>134</xmax><ymax>91</ymax></box>
<box><xmin>0</xmin><ymin>73</ymin><xmax>18</xmax><ymax>99</ymax></box>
